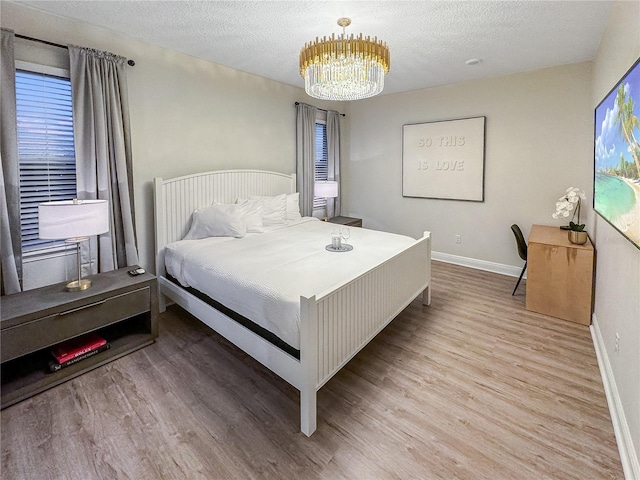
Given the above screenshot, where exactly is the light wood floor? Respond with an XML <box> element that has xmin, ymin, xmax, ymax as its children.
<box><xmin>1</xmin><ymin>261</ymin><xmax>623</xmax><ymax>479</ymax></box>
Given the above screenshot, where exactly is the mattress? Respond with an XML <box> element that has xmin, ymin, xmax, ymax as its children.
<box><xmin>164</xmin><ymin>217</ymin><xmax>415</xmax><ymax>349</ymax></box>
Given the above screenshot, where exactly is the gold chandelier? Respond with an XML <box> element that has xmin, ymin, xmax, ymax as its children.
<box><xmin>299</xmin><ymin>17</ymin><xmax>390</xmax><ymax>101</ymax></box>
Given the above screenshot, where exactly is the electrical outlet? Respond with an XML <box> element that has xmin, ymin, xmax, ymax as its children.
<box><xmin>615</xmin><ymin>333</ymin><xmax>620</xmax><ymax>355</ymax></box>
<box><xmin>455</xmin><ymin>234</ymin><xmax>461</xmax><ymax>244</ymax></box>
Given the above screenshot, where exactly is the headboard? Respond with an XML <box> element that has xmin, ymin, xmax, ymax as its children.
<box><xmin>154</xmin><ymin>169</ymin><xmax>296</xmax><ymax>276</ymax></box>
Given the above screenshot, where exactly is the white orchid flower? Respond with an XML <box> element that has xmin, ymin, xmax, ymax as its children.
<box><xmin>553</xmin><ymin>186</ymin><xmax>587</xmax><ymax>228</ymax></box>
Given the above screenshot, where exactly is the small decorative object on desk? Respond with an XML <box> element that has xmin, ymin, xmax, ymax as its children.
<box><xmin>552</xmin><ymin>187</ymin><xmax>588</xmax><ymax>244</ymax></box>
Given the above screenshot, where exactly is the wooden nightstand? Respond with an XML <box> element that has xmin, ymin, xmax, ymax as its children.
<box><xmin>328</xmin><ymin>216</ymin><xmax>363</xmax><ymax>227</ymax></box>
<box><xmin>1</xmin><ymin>266</ymin><xmax>158</xmax><ymax>409</ymax></box>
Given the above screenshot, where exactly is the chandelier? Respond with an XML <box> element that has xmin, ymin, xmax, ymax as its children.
<box><xmin>299</xmin><ymin>17</ymin><xmax>390</xmax><ymax>101</ymax></box>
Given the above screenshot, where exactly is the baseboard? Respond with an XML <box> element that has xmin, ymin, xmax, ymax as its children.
<box><xmin>591</xmin><ymin>314</ymin><xmax>640</xmax><ymax>480</ymax></box>
<box><xmin>432</xmin><ymin>251</ymin><xmax>526</xmax><ymax>279</ymax></box>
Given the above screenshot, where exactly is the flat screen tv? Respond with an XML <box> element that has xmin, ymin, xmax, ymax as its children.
<box><xmin>594</xmin><ymin>56</ymin><xmax>640</xmax><ymax>250</ymax></box>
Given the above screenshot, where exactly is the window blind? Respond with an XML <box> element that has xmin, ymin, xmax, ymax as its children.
<box><xmin>15</xmin><ymin>70</ymin><xmax>77</xmax><ymax>250</ymax></box>
<box><xmin>314</xmin><ymin>122</ymin><xmax>328</xmax><ymax>209</ymax></box>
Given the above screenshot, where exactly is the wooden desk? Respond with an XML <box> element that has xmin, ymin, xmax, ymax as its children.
<box><xmin>526</xmin><ymin>225</ymin><xmax>595</xmax><ymax>325</ymax></box>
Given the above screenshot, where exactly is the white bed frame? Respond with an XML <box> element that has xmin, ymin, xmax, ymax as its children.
<box><xmin>154</xmin><ymin>169</ymin><xmax>431</xmax><ymax>436</ymax></box>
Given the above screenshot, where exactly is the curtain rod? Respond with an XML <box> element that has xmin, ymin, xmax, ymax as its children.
<box><xmin>15</xmin><ymin>33</ymin><xmax>136</xmax><ymax>66</ymax></box>
<box><xmin>295</xmin><ymin>102</ymin><xmax>345</xmax><ymax>117</ymax></box>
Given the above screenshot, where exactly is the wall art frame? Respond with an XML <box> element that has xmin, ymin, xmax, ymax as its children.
<box><xmin>594</xmin><ymin>56</ymin><xmax>640</xmax><ymax>250</ymax></box>
<box><xmin>402</xmin><ymin>116</ymin><xmax>486</xmax><ymax>201</ymax></box>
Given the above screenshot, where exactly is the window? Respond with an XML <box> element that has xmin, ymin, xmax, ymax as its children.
<box><xmin>314</xmin><ymin>121</ymin><xmax>328</xmax><ymax>209</ymax></box>
<box><xmin>15</xmin><ymin>69</ymin><xmax>77</xmax><ymax>251</ymax></box>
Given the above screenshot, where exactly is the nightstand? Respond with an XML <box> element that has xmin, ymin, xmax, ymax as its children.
<box><xmin>328</xmin><ymin>216</ymin><xmax>363</xmax><ymax>227</ymax></box>
<box><xmin>1</xmin><ymin>266</ymin><xmax>158</xmax><ymax>409</ymax></box>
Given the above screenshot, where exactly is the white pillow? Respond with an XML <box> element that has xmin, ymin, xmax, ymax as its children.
<box><xmin>236</xmin><ymin>198</ymin><xmax>264</xmax><ymax>233</ymax></box>
<box><xmin>249</xmin><ymin>194</ymin><xmax>287</xmax><ymax>225</ymax></box>
<box><xmin>286</xmin><ymin>192</ymin><xmax>302</xmax><ymax>221</ymax></box>
<box><xmin>183</xmin><ymin>204</ymin><xmax>246</xmax><ymax>240</ymax></box>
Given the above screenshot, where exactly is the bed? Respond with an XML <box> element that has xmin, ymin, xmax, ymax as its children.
<box><xmin>154</xmin><ymin>169</ymin><xmax>431</xmax><ymax>436</ymax></box>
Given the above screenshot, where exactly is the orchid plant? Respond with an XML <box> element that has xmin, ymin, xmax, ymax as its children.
<box><xmin>552</xmin><ymin>187</ymin><xmax>587</xmax><ymax>232</ymax></box>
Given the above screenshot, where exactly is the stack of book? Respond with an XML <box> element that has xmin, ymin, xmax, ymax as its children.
<box><xmin>49</xmin><ymin>333</ymin><xmax>110</xmax><ymax>372</ymax></box>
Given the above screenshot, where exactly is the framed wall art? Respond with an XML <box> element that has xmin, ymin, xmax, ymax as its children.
<box><xmin>402</xmin><ymin>116</ymin><xmax>486</xmax><ymax>201</ymax></box>
<box><xmin>594</xmin><ymin>56</ymin><xmax>640</xmax><ymax>250</ymax></box>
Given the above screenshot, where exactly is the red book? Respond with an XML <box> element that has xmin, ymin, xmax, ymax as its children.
<box><xmin>49</xmin><ymin>343</ymin><xmax>110</xmax><ymax>372</ymax></box>
<box><xmin>50</xmin><ymin>333</ymin><xmax>107</xmax><ymax>364</ymax></box>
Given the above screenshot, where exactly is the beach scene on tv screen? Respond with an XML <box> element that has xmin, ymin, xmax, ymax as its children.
<box><xmin>594</xmin><ymin>60</ymin><xmax>640</xmax><ymax>248</ymax></box>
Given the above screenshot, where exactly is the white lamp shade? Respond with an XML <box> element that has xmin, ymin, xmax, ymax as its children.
<box><xmin>39</xmin><ymin>200</ymin><xmax>109</xmax><ymax>240</ymax></box>
<box><xmin>315</xmin><ymin>181</ymin><xmax>339</xmax><ymax>198</ymax></box>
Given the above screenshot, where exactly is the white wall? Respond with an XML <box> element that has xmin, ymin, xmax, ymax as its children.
<box><xmin>342</xmin><ymin>62</ymin><xmax>593</xmax><ymax>268</ymax></box>
<box><xmin>591</xmin><ymin>1</ymin><xmax>640</xmax><ymax>476</ymax></box>
<box><xmin>1</xmin><ymin>2</ymin><xmax>341</xmax><ymax>281</ymax></box>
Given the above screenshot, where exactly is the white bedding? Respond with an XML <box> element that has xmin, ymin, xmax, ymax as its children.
<box><xmin>165</xmin><ymin>217</ymin><xmax>415</xmax><ymax>349</ymax></box>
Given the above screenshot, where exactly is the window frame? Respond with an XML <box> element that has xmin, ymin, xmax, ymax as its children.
<box><xmin>14</xmin><ymin>61</ymin><xmax>78</xmax><ymax>257</ymax></box>
<box><xmin>314</xmin><ymin>119</ymin><xmax>329</xmax><ymax>209</ymax></box>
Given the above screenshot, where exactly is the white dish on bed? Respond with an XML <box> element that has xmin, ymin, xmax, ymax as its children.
<box><xmin>325</xmin><ymin>243</ymin><xmax>353</xmax><ymax>252</ymax></box>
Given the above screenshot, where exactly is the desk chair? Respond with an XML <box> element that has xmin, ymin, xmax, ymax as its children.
<box><xmin>511</xmin><ymin>224</ymin><xmax>527</xmax><ymax>295</ymax></box>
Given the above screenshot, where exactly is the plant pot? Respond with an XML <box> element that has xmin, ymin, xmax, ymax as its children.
<box><xmin>568</xmin><ymin>230</ymin><xmax>588</xmax><ymax>245</ymax></box>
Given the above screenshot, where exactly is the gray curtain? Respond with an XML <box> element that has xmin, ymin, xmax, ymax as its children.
<box><xmin>295</xmin><ymin>102</ymin><xmax>317</xmax><ymax>217</ymax></box>
<box><xmin>327</xmin><ymin>110</ymin><xmax>341</xmax><ymax>217</ymax></box>
<box><xmin>1</xmin><ymin>29</ymin><xmax>22</xmax><ymax>295</ymax></box>
<box><xmin>69</xmin><ymin>45</ymin><xmax>139</xmax><ymax>273</ymax></box>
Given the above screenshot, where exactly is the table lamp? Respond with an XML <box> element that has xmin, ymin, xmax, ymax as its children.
<box><xmin>38</xmin><ymin>199</ymin><xmax>109</xmax><ymax>291</ymax></box>
<box><xmin>314</xmin><ymin>181</ymin><xmax>338</xmax><ymax>221</ymax></box>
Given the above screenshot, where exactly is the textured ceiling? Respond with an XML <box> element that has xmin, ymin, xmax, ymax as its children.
<box><xmin>11</xmin><ymin>0</ymin><xmax>614</xmax><ymax>96</ymax></box>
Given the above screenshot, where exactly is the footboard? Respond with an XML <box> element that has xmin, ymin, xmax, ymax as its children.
<box><xmin>298</xmin><ymin>231</ymin><xmax>431</xmax><ymax>435</ymax></box>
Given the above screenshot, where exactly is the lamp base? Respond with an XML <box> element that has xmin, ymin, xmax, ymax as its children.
<box><xmin>66</xmin><ymin>278</ymin><xmax>91</xmax><ymax>291</ymax></box>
